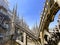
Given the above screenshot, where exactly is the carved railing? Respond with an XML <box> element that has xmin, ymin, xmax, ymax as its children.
<box><xmin>39</xmin><ymin>0</ymin><xmax>60</xmax><ymax>45</ymax></box>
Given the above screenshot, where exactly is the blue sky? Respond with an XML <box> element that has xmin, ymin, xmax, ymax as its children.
<box><xmin>8</xmin><ymin>0</ymin><xmax>60</xmax><ymax>29</ymax></box>
<box><xmin>49</xmin><ymin>10</ymin><xmax>60</xmax><ymax>29</ymax></box>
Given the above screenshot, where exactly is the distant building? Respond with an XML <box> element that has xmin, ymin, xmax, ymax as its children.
<box><xmin>31</xmin><ymin>23</ymin><xmax>39</xmax><ymax>37</ymax></box>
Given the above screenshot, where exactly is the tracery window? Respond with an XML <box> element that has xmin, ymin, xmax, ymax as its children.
<box><xmin>3</xmin><ymin>21</ymin><xmax>9</xmax><ymax>29</ymax></box>
<box><xmin>15</xmin><ymin>28</ymin><xmax>23</xmax><ymax>42</ymax></box>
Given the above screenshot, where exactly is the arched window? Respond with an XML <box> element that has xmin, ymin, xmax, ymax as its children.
<box><xmin>3</xmin><ymin>20</ymin><xmax>9</xmax><ymax>29</ymax></box>
<box><xmin>15</xmin><ymin>28</ymin><xmax>23</xmax><ymax>42</ymax></box>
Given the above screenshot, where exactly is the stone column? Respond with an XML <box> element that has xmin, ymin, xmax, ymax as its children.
<box><xmin>41</xmin><ymin>31</ymin><xmax>44</xmax><ymax>45</ymax></box>
<box><xmin>40</xmin><ymin>31</ymin><xmax>44</xmax><ymax>45</ymax></box>
<box><xmin>10</xmin><ymin>14</ymin><xmax>15</xmax><ymax>35</ymax></box>
<box><xmin>23</xmin><ymin>32</ymin><xmax>27</xmax><ymax>45</ymax></box>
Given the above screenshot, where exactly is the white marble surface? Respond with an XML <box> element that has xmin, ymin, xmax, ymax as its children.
<box><xmin>0</xmin><ymin>0</ymin><xmax>9</xmax><ymax>10</ymax></box>
<box><xmin>54</xmin><ymin>0</ymin><xmax>60</xmax><ymax>7</ymax></box>
<box><xmin>58</xmin><ymin>41</ymin><xmax>60</xmax><ymax>45</ymax></box>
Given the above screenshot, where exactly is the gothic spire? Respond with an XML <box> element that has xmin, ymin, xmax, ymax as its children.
<box><xmin>13</xmin><ymin>3</ymin><xmax>17</xmax><ymax>17</ymax></box>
